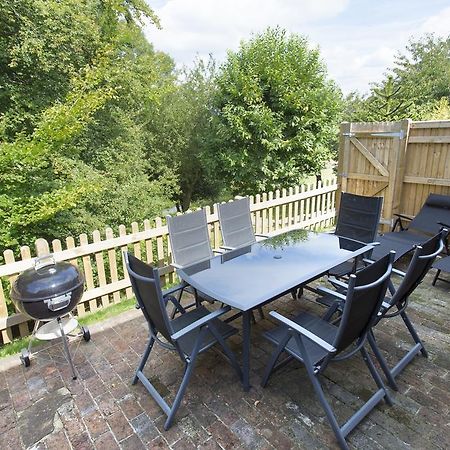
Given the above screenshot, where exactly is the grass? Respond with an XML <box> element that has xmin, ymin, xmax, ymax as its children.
<box><xmin>0</xmin><ymin>297</ymin><xmax>136</xmax><ymax>359</ymax></box>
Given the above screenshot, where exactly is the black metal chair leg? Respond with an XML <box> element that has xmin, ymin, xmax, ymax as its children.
<box><xmin>367</xmin><ymin>331</ymin><xmax>398</xmax><ymax>391</ymax></box>
<box><xmin>261</xmin><ymin>332</ymin><xmax>290</xmax><ymax>388</ymax></box>
<box><xmin>400</xmin><ymin>311</ymin><xmax>428</xmax><ymax>357</ymax></box>
<box><xmin>432</xmin><ymin>269</ymin><xmax>441</xmax><ymax>286</ymax></box>
<box><xmin>208</xmin><ymin>324</ymin><xmax>242</xmax><ymax>381</ymax></box>
<box><xmin>133</xmin><ymin>337</ymin><xmax>154</xmax><ymax>385</ymax></box>
<box><xmin>360</xmin><ymin>346</ymin><xmax>393</xmax><ymax>406</ymax></box>
<box><xmin>293</xmin><ymin>333</ymin><xmax>348</xmax><ymax>450</ymax></box>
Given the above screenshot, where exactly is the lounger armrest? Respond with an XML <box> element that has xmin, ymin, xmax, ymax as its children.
<box><xmin>438</xmin><ymin>221</ymin><xmax>450</xmax><ymax>229</ymax></box>
<box><xmin>393</xmin><ymin>213</ymin><xmax>413</xmax><ymax>221</ymax></box>
<box><xmin>170</xmin><ymin>263</ymin><xmax>183</xmax><ymax>269</ymax></box>
<box><xmin>162</xmin><ymin>281</ymin><xmax>188</xmax><ymax>297</ymax></box>
<box><xmin>171</xmin><ymin>306</ymin><xmax>231</xmax><ymax>341</ymax></box>
<box><xmin>393</xmin><ymin>213</ymin><xmax>413</xmax><ymax>231</ymax></box>
<box><xmin>316</xmin><ymin>286</ymin><xmax>347</xmax><ymax>301</ymax></box>
<box><xmin>269</xmin><ymin>311</ymin><xmax>336</xmax><ymax>353</ymax></box>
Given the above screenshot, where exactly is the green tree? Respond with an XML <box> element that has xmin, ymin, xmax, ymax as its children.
<box><xmin>206</xmin><ymin>28</ymin><xmax>342</xmax><ymax>195</ymax></box>
<box><xmin>345</xmin><ymin>34</ymin><xmax>450</xmax><ymax>122</ymax></box>
<box><xmin>0</xmin><ymin>0</ymin><xmax>178</xmax><ymax>253</ymax></box>
<box><xmin>147</xmin><ymin>58</ymin><xmax>219</xmax><ymax>211</ymax></box>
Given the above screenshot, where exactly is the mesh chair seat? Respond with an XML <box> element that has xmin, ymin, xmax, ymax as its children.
<box><xmin>264</xmin><ymin>312</ymin><xmax>337</xmax><ymax>366</ymax></box>
<box><xmin>172</xmin><ymin>306</ymin><xmax>238</xmax><ymax>356</ymax></box>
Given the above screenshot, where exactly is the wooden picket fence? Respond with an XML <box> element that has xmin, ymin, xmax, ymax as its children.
<box><xmin>0</xmin><ymin>176</ymin><xmax>337</xmax><ymax>344</ymax></box>
<box><xmin>338</xmin><ymin>119</ymin><xmax>450</xmax><ymax>229</ymax></box>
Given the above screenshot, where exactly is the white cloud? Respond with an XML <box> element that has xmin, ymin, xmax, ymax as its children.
<box><xmin>145</xmin><ymin>1</ymin><xmax>450</xmax><ymax>95</ymax></box>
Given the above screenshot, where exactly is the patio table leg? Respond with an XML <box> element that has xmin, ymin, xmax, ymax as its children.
<box><xmin>242</xmin><ymin>310</ymin><xmax>251</xmax><ymax>391</ymax></box>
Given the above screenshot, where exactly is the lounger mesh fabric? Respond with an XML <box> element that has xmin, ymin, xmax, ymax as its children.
<box><xmin>371</xmin><ymin>193</ymin><xmax>450</xmax><ymax>261</ymax></box>
<box><xmin>217</xmin><ymin>197</ymin><xmax>256</xmax><ymax>248</ymax></box>
<box><xmin>167</xmin><ymin>209</ymin><xmax>213</xmax><ymax>267</ymax></box>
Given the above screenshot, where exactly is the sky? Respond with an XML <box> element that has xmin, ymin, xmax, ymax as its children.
<box><xmin>144</xmin><ymin>0</ymin><xmax>450</xmax><ymax>95</ymax></box>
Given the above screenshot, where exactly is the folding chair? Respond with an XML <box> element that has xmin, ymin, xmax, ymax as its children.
<box><xmin>217</xmin><ymin>197</ymin><xmax>267</xmax><ymax>318</ymax></box>
<box><xmin>367</xmin><ymin>230</ymin><xmax>447</xmax><ymax>390</ymax></box>
<box><xmin>261</xmin><ymin>252</ymin><xmax>394</xmax><ymax>450</ymax></box>
<box><xmin>166</xmin><ymin>209</ymin><xmax>217</xmax><ymax>312</ymax></box>
<box><xmin>125</xmin><ymin>253</ymin><xmax>242</xmax><ymax>429</ymax></box>
<box><xmin>371</xmin><ymin>193</ymin><xmax>450</xmax><ymax>261</ymax></box>
<box><xmin>321</xmin><ymin>230</ymin><xmax>447</xmax><ymax>391</ymax></box>
<box><xmin>217</xmin><ymin>197</ymin><xmax>267</xmax><ymax>250</ymax></box>
<box><xmin>329</xmin><ymin>192</ymin><xmax>383</xmax><ymax>277</ymax></box>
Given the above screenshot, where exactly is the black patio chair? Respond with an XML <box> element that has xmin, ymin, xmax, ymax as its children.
<box><xmin>367</xmin><ymin>230</ymin><xmax>447</xmax><ymax>390</ymax></box>
<box><xmin>217</xmin><ymin>197</ymin><xmax>267</xmax><ymax>250</ymax></box>
<box><xmin>329</xmin><ymin>192</ymin><xmax>383</xmax><ymax>277</ymax></box>
<box><xmin>124</xmin><ymin>252</ymin><xmax>242</xmax><ymax>430</ymax></box>
<box><xmin>321</xmin><ymin>230</ymin><xmax>447</xmax><ymax>391</ymax></box>
<box><xmin>371</xmin><ymin>193</ymin><xmax>450</xmax><ymax>261</ymax></box>
<box><xmin>261</xmin><ymin>252</ymin><xmax>394</xmax><ymax>450</ymax></box>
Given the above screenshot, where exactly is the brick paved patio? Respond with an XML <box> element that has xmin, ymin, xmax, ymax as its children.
<box><xmin>0</xmin><ymin>269</ymin><xmax>449</xmax><ymax>450</ymax></box>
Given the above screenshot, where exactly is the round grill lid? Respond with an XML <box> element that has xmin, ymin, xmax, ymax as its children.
<box><xmin>11</xmin><ymin>255</ymin><xmax>84</xmax><ymax>303</ymax></box>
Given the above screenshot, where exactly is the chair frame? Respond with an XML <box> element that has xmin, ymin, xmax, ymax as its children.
<box><xmin>125</xmin><ymin>253</ymin><xmax>242</xmax><ymax>429</ymax></box>
<box><xmin>322</xmin><ymin>230</ymin><xmax>447</xmax><ymax>391</ymax></box>
<box><xmin>261</xmin><ymin>252</ymin><xmax>394</xmax><ymax>450</ymax></box>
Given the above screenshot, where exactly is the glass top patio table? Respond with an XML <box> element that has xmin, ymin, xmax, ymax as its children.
<box><xmin>177</xmin><ymin>229</ymin><xmax>374</xmax><ymax>312</ymax></box>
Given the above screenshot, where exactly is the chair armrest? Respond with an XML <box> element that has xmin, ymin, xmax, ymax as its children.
<box><xmin>170</xmin><ymin>262</ymin><xmax>183</xmax><ymax>269</ymax></box>
<box><xmin>327</xmin><ymin>277</ymin><xmax>349</xmax><ymax>290</ymax></box>
<box><xmin>171</xmin><ymin>306</ymin><xmax>231</xmax><ymax>341</ymax></box>
<box><xmin>213</xmin><ymin>248</ymin><xmax>225</xmax><ymax>254</ymax></box>
<box><xmin>220</xmin><ymin>245</ymin><xmax>235</xmax><ymax>251</ymax></box>
<box><xmin>316</xmin><ymin>286</ymin><xmax>347</xmax><ymax>301</ymax></box>
<box><xmin>162</xmin><ymin>281</ymin><xmax>188</xmax><ymax>297</ymax></box>
<box><xmin>364</xmin><ymin>258</ymin><xmax>405</xmax><ymax>277</ymax></box>
<box><xmin>269</xmin><ymin>311</ymin><xmax>336</xmax><ymax>353</ymax></box>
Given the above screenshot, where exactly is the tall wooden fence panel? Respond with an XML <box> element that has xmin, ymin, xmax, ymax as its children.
<box><xmin>338</xmin><ymin>119</ymin><xmax>450</xmax><ymax>229</ymax></box>
<box><xmin>0</xmin><ymin>177</ymin><xmax>337</xmax><ymax>344</ymax></box>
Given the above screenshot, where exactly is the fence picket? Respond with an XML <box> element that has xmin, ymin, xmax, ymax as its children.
<box><xmin>0</xmin><ymin>176</ymin><xmax>338</xmax><ymax>343</ymax></box>
<box><xmin>93</xmin><ymin>230</ymin><xmax>109</xmax><ymax>308</ymax></box>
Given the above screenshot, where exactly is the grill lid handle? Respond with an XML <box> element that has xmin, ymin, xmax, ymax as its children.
<box><xmin>35</xmin><ymin>254</ymin><xmax>56</xmax><ymax>271</ymax></box>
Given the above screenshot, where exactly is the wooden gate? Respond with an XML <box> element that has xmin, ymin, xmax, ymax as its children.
<box><xmin>337</xmin><ymin>120</ymin><xmax>411</xmax><ymax>228</ymax></box>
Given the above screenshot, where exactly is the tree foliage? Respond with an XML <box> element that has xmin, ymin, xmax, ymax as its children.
<box><xmin>204</xmin><ymin>28</ymin><xmax>343</xmax><ymax>195</ymax></box>
<box><xmin>345</xmin><ymin>34</ymin><xmax>450</xmax><ymax>122</ymax></box>
<box><xmin>0</xmin><ymin>0</ymin><xmax>177</xmax><ymax>253</ymax></box>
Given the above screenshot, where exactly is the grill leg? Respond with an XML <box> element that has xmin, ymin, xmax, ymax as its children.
<box><xmin>58</xmin><ymin>318</ymin><xmax>77</xmax><ymax>380</ymax></box>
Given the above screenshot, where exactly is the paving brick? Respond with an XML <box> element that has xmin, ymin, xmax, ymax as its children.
<box><xmin>107</xmin><ymin>410</ymin><xmax>134</xmax><ymax>442</ymax></box>
<box><xmin>0</xmin><ymin>272</ymin><xmax>449</xmax><ymax>450</ymax></box>
<box><xmin>94</xmin><ymin>431</ymin><xmax>119</xmax><ymax>450</ymax></box>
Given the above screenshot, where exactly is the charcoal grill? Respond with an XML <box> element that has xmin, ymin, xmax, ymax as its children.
<box><xmin>11</xmin><ymin>255</ymin><xmax>90</xmax><ymax>379</ymax></box>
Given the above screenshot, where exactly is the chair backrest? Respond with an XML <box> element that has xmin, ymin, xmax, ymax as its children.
<box><xmin>389</xmin><ymin>230</ymin><xmax>447</xmax><ymax>308</ymax></box>
<box><xmin>167</xmin><ymin>209</ymin><xmax>213</xmax><ymax>268</ymax></box>
<box><xmin>335</xmin><ymin>192</ymin><xmax>383</xmax><ymax>244</ymax></box>
<box><xmin>124</xmin><ymin>252</ymin><xmax>174</xmax><ymax>343</ymax></box>
<box><xmin>217</xmin><ymin>197</ymin><xmax>256</xmax><ymax>249</ymax></box>
<box><xmin>409</xmin><ymin>193</ymin><xmax>450</xmax><ymax>235</ymax></box>
<box><xmin>333</xmin><ymin>252</ymin><xmax>394</xmax><ymax>353</ymax></box>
